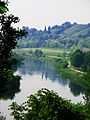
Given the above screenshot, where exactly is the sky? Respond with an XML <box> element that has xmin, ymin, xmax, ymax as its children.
<box><xmin>8</xmin><ymin>0</ymin><xmax>90</xmax><ymax>30</ymax></box>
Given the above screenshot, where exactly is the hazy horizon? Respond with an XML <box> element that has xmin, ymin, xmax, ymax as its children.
<box><xmin>8</xmin><ymin>0</ymin><xmax>90</xmax><ymax>30</ymax></box>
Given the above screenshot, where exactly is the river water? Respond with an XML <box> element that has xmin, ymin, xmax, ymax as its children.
<box><xmin>0</xmin><ymin>57</ymin><xmax>84</xmax><ymax>120</ymax></box>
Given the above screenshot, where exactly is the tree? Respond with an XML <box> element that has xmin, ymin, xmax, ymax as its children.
<box><xmin>81</xmin><ymin>51</ymin><xmax>90</xmax><ymax>71</ymax></box>
<box><xmin>10</xmin><ymin>88</ymin><xmax>87</xmax><ymax>120</ymax></box>
<box><xmin>70</xmin><ymin>49</ymin><xmax>85</xmax><ymax>68</ymax></box>
<box><xmin>83</xmin><ymin>64</ymin><xmax>90</xmax><ymax>120</ymax></box>
<box><xmin>34</xmin><ymin>49</ymin><xmax>43</xmax><ymax>57</ymax></box>
<box><xmin>44</xmin><ymin>25</ymin><xmax>47</xmax><ymax>32</ymax></box>
<box><xmin>0</xmin><ymin>14</ymin><xmax>26</xmax><ymax>68</ymax></box>
<box><xmin>0</xmin><ymin>14</ymin><xmax>26</xmax><ymax>97</ymax></box>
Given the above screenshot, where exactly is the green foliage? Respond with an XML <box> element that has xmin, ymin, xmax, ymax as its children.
<box><xmin>56</xmin><ymin>60</ymin><xmax>68</xmax><ymax>70</ymax></box>
<box><xmin>10</xmin><ymin>88</ymin><xmax>87</xmax><ymax>120</ymax></box>
<box><xmin>70</xmin><ymin>49</ymin><xmax>90</xmax><ymax>71</ymax></box>
<box><xmin>14</xmin><ymin>48</ymin><xmax>65</xmax><ymax>57</ymax></box>
<box><xmin>81</xmin><ymin>51</ymin><xmax>90</xmax><ymax>71</ymax></box>
<box><xmin>83</xmin><ymin>65</ymin><xmax>90</xmax><ymax>120</ymax></box>
<box><xmin>70</xmin><ymin>49</ymin><xmax>90</xmax><ymax>118</ymax></box>
<box><xmin>34</xmin><ymin>49</ymin><xmax>43</xmax><ymax>57</ymax></box>
<box><xmin>8</xmin><ymin>52</ymin><xmax>23</xmax><ymax>65</ymax></box>
<box><xmin>0</xmin><ymin>14</ymin><xmax>26</xmax><ymax>68</ymax></box>
<box><xmin>0</xmin><ymin>1</ymin><xmax>8</xmax><ymax>13</ymax></box>
<box><xmin>19</xmin><ymin>22</ymin><xmax>90</xmax><ymax>49</ymax></box>
<box><xmin>70</xmin><ymin>49</ymin><xmax>85</xmax><ymax>68</ymax></box>
<box><xmin>0</xmin><ymin>68</ymin><xmax>21</xmax><ymax>100</ymax></box>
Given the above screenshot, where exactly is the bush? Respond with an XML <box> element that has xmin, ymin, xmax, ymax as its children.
<box><xmin>34</xmin><ymin>49</ymin><xmax>43</xmax><ymax>57</ymax></box>
<box><xmin>70</xmin><ymin>49</ymin><xmax>85</xmax><ymax>68</ymax></box>
<box><xmin>10</xmin><ymin>88</ymin><xmax>87</xmax><ymax>120</ymax></box>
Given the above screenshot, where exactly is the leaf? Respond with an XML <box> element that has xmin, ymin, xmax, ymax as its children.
<box><xmin>0</xmin><ymin>1</ymin><xmax>8</xmax><ymax>13</ymax></box>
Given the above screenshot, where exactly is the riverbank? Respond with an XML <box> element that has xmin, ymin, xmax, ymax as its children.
<box><xmin>14</xmin><ymin>48</ymin><xmax>88</xmax><ymax>92</ymax></box>
<box><xmin>55</xmin><ymin>61</ymin><xmax>88</xmax><ymax>93</ymax></box>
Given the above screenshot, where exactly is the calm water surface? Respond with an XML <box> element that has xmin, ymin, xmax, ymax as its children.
<box><xmin>0</xmin><ymin>57</ymin><xmax>84</xmax><ymax>120</ymax></box>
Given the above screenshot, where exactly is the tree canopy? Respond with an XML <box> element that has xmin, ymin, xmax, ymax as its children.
<box><xmin>34</xmin><ymin>49</ymin><xmax>43</xmax><ymax>57</ymax></box>
<box><xmin>70</xmin><ymin>49</ymin><xmax>90</xmax><ymax>71</ymax></box>
<box><xmin>10</xmin><ymin>88</ymin><xmax>87</xmax><ymax>120</ymax></box>
<box><xmin>0</xmin><ymin>14</ymin><xmax>26</xmax><ymax>68</ymax></box>
<box><xmin>0</xmin><ymin>2</ymin><xmax>26</xmax><ymax>101</ymax></box>
<box><xmin>70</xmin><ymin>49</ymin><xmax>85</xmax><ymax>68</ymax></box>
<box><xmin>18</xmin><ymin>22</ymin><xmax>90</xmax><ymax>49</ymax></box>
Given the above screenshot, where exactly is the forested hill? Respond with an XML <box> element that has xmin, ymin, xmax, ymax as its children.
<box><xmin>18</xmin><ymin>22</ymin><xmax>90</xmax><ymax>49</ymax></box>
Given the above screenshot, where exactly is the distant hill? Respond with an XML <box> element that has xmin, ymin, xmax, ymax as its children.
<box><xmin>18</xmin><ymin>22</ymin><xmax>90</xmax><ymax>49</ymax></box>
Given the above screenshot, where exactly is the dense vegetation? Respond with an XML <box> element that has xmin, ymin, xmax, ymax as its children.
<box><xmin>34</xmin><ymin>49</ymin><xmax>44</xmax><ymax>57</ymax></box>
<box><xmin>70</xmin><ymin>49</ymin><xmax>90</xmax><ymax>71</ymax></box>
<box><xmin>0</xmin><ymin>0</ymin><xmax>26</xmax><ymax>100</ymax></box>
<box><xmin>0</xmin><ymin>14</ymin><xmax>26</xmax><ymax>99</ymax></box>
<box><xmin>54</xmin><ymin>49</ymin><xmax>90</xmax><ymax>92</ymax></box>
<box><xmin>9</xmin><ymin>51</ymin><xmax>90</xmax><ymax>120</ymax></box>
<box><xmin>0</xmin><ymin>14</ymin><xmax>26</xmax><ymax>69</ymax></box>
<box><xmin>10</xmin><ymin>88</ymin><xmax>87</xmax><ymax>120</ymax></box>
<box><xmin>18</xmin><ymin>22</ymin><xmax>90</xmax><ymax>49</ymax></box>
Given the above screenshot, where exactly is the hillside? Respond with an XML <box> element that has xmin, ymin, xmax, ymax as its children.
<box><xmin>18</xmin><ymin>22</ymin><xmax>90</xmax><ymax>49</ymax></box>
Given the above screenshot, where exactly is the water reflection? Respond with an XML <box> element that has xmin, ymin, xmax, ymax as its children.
<box><xmin>0</xmin><ymin>57</ymin><xmax>85</xmax><ymax>120</ymax></box>
<box><xmin>0</xmin><ymin>76</ymin><xmax>21</xmax><ymax>100</ymax></box>
<box><xmin>18</xmin><ymin>57</ymin><xmax>69</xmax><ymax>86</ymax></box>
<box><xmin>0</xmin><ymin>65</ymin><xmax>21</xmax><ymax>100</ymax></box>
<box><xmin>18</xmin><ymin>57</ymin><xmax>84</xmax><ymax>96</ymax></box>
<box><xmin>69</xmin><ymin>81</ymin><xmax>84</xmax><ymax>96</ymax></box>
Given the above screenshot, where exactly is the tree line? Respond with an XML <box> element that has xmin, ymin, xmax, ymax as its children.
<box><xmin>70</xmin><ymin>49</ymin><xmax>90</xmax><ymax>72</ymax></box>
<box><xmin>18</xmin><ymin>22</ymin><xmax>90</xmax><ymax>49</ymax></box>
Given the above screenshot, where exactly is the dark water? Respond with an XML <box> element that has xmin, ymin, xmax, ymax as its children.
<box><xmin>0</xmin><ymin>57</ymin><xmax>84</xmax><ymax>120</ymax></box>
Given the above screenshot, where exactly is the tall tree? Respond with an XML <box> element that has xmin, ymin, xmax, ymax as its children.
<box><xmin>0</xmin><ymin>14</ymin><xmax>26</xmax><ymax>68</ymax></box>
<box><xmin>70</xmin><ymin>49</ymin><xmax>85</xmax><ymax>68</ymax></box>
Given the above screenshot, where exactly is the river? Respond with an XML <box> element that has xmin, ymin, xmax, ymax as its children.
<box><xmin>0</xmin><ymin>57</ymin><xmax>84</xmax><ymax>120</ymax></box>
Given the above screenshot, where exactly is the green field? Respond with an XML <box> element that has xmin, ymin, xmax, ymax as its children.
<box><xmin>14</xmin><ymin>48</ymin><xmax>69</xmax><ymax>58</ymax></box>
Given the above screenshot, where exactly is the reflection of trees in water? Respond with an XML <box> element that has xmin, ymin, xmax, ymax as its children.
<box><xmin>69</xmin><ymin>81</ymin><xmax>84</xmax><ymax>96</ymax></box>
<box><xmin>60</xmin><ymin>74</ymin><xmax>84</xmax><ymax>96</ymax></box>
<box><xmin>0</xmin><ymin>75</ymin><xmax>21</xmax><ymax>100</ymax></box>
<box><xmin>18</xmin><ymin>57</ymin><xmax>69</xmax><ymax>86</ymax></box>
<box><xmin>58</xmin><ymin>69</ymin><xmax>85</xmax><ymax>96</ymax></box>
<box><xmin>17</xmin><ymin>57</ymin><xmax>85</xmax><ymax>96</ymax></box>
<box><xmin>0</xmin><ymin>65</ymin><xmax>21</xmax><ymax>100</ymax></box>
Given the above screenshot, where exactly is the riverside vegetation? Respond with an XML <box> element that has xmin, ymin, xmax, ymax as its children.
<box><xmin>10</xmin><ymin>48</ymin><xmax>90</xmax><ymax>120</ymax></box>
<box><xmin>0</xmin><ymin>0</ymin><xmax>90</xmax><ymax>119</ymax></box>
<box><xmin>0</xmin><ymin>1</ymin><xmax>26</xmax><ymax>118</ymax></box>
<box><xmin>18</xmin><ymin>22</ymin><xmax>90</xmax><ymax>49</ymax></box>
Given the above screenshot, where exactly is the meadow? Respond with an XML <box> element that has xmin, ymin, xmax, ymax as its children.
<box><xmin>14</xmin><ymin>48</ymin><xmax>69</xmax><ymax>58</ymax></box>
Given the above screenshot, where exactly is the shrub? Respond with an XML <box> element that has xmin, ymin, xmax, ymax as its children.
<box><xmin>10</xmin><ymin>88</ymin><xmax>87</xmax><ymax>120</ymax></box>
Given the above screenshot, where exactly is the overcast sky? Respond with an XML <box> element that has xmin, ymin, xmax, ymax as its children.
<box><xmin>8</xmin><ymin>0</ymin><xmax>90</xmax><ymax>30</ymax></box>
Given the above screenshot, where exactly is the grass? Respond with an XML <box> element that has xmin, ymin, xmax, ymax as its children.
<box><xmin>14</xmin><ymin>48</ymin><xmax>69</xmax><ymax>59</ymax></box>
<box><xmin>15</xmin><ymin>48</ymin><xmax>66</xmax><ymax>53</ymax></box>
<box><xmin>19</xmin><ymin>48</ymin><xmax>64</xmax><ymax>52</ymax></box>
